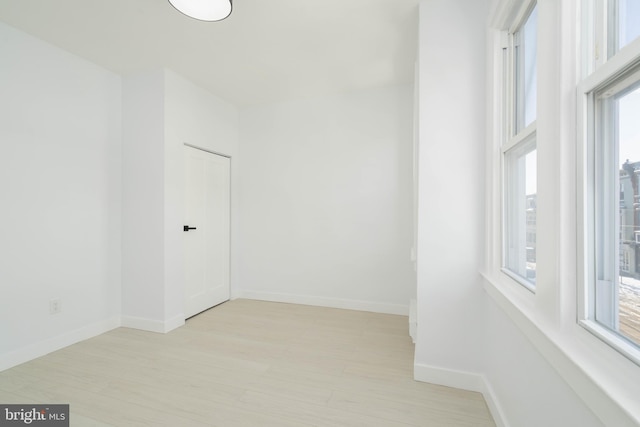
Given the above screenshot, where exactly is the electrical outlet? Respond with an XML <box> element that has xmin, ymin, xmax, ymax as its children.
<box><xmin>50</xmin><ymin>298</ymin><xmax>61</xmax><ymax>315</ymax></box>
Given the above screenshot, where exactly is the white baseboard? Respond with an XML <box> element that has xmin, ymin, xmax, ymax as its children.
<box><xmin>236</xmin><ymin>290</ymin><xmax>409</xmax><ymax>315</ymax></box>
<box><xmin>164</xmin><ymin>314</ymin><xmax>186</xmax><ymax>332</ymax></box>
<box><xmin>479</xmin><ymin>374</ymin><xmax>510</xmax><ymax>427</ymax></box>
<box><xmin>0</xmin><ymin>316</ymin><xmax>120</xmax><ymax>372</ymax></box>
<box><xmin>121</xmin><ymin>314</ymin><xmax>184</xmax><ymax>333</ymax></box>
<box><xmin>414</xmin><ymin>363</ymin><xmax>509</xmax><ymax>427</ymax></box>
<box><xmin>414</xmin><ymin>363</ymin><xmax>485</xmax><ymax>391</ymax></box>
<box><xmin>409</xmin><ymin>299</ymin><xmax>417</xmax><ymax>343</ymax></box>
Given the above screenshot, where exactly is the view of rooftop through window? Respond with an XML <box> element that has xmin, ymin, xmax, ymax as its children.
<box><xmin>616</xmin><ymin>84</ymin><xmax>640</xmax><ymax>345</ymax></box>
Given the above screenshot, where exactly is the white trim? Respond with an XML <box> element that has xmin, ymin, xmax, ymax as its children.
<box><xmin>120</xmin><ymin>315</ymin><xmax>165</xmax><ymax>333</ymax></box>
<box><xmin>501</xmin><ymin>121</ymin><xmax>537</xmax><ymax>153</ymax></box>
<box><xmin>500</xmin><ymin>267</ymin><xmax>535</xmax><ymax>292</ymax></box>
<box><xmin>183</xmin><ymin>142</ymin><xmax>231</xmax><ymax>159</ymax></box>
<box><xmin>409</xmin><ymin>298</ymin><xmax>417</xmax><ymax>343</ymax></box>
<box><xmin>165</xmin><ymin>314</ymin><xmax>186</xmax><ymax>332</ymax></box>
<box><xmin>413</xmin><ymin>363</ymin><xmax>509</xmax><ymax>427</ymax></box>
<box><xmin>235</xmin><ymin>291</ymin><xmax>409</xmax><ymax>316</ymax></box>
<box><xmin>414</xmin><ymin>363</ymin><xmax>485</xmax><ymax>392</ymax></box>
<box><xmin>580</xmin><ymin>319</ymin><xmax>640</xmax><ymax>365</ymax></box>
<box><xmin>580</xmin><ymin>35</ymin><xmax>640</xmax><ymax>94</ymax></box>
<box><xmin>489</xmin><ymin>0</ymin><xmax>523</xmax><ymax>30</ymax></box>
<box><xmin>0</xmin><ymin>316</ymin><xmax>120</xmax><ymax>372</ymax></box>
<box><xmin>508</xmin><ymin>0</ymin><xmax>538</xmax><ymax>34</ymax></box>
<box><xmin>481</xmin><ymin>377</ymin><xmax>510</xmax><ymax>427</ymax></box>
<box><xmin>121</xmin><ymin>315</ymin><xmax>184</xmax><ymax>333</ymax></box>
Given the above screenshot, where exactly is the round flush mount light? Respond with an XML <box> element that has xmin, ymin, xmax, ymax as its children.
<box><xmin>168</xmin><ymin>0</ymin><xmax>232</xmax><ymax>22</ymax></box>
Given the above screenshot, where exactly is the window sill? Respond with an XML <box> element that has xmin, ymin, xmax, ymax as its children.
<box><xmin>480</xmin><ymin>270</ymin><xmax>640</xmax><ymax>427</ymax></box>
<box><xmin>500</xmin><ymin>267</ymin><xmax>536</xmax><ymax>293</ymax></box>
<box><xmin>579</xmin><ymin>319</ymin><xmax>640</xmax><ymax>367</ymax></box>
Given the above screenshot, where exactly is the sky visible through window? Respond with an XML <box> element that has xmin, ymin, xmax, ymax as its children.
<box><xmin>618</xmin><ymin>0</ymin><xmax>640</xmax><ymax>51</ymax></box>
<box><xmin>618</xmin><ymin>86</ymin><xmax>640</xmax><ymax>168</ymax></box>
<box><xmin>525</xmin><ymin>150</ymin><xmax>536</xmax><ymax>196</ymax></box>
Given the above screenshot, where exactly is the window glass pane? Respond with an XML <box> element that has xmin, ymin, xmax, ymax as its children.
<box><xmin>616</xmin><ymin>84</ymin><xmax>640</xmax><ymax>346</ymax></box>
<box><xmin>505</xmin><ymin>145</ymin><xmax>537</xmax><ymax>286</ymax></box>
<box><xmin>596</xmin><ymin>78</ymin><xmax>640</xmax><ymax>347</ymax></box>
<box><xmin>610</xmin><ymin>0</ymin><xmax>640</xmax><ymax>56</ymax></box>
<box><xmin>515</xmin><ymin>5</ymin><xmax>537</xmax><ymax>132</ymax></box>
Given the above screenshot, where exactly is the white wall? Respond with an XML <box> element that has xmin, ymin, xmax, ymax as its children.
<box><xmin>121</xmin><ymin>68</ymin><xmax>240</xmax><ymax>331</ymax></box>
<box><xmin>414</xmin><ymin>0</ymin><xmax>488</xmax><ymax>377</ymax></box>
<box><xmin>238</xmin><ymin>87</ymin><xmax>415</xmax><ymax>314</ymax></box>
<box><xmin>0</xmin><ymin>22</ymin><xmax>122</xmax><ymax>369</ymax></box>
<box><xmin>484</xmin><ymin>298</ymin><xmax>604</xmax><ymax>427</ymax></box>
<box><xmin>121</xmin><ymin>70</ymin><xmax>166</xmax><ymax>328</ymax></box>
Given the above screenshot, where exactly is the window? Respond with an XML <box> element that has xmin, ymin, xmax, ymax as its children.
<box><xmin>582</xmin><ymin>0</ymin><xmax>640</xmax><ymax>360</ymax></box>
<box><xmin>503</xmin><ymin>2</ymin><xmax>538</xmax><ymax>289</ymax></box>
<box><xmin>590</xmin><ymin>69</ymin><xmax>640</xmax><ymax>350</ymax></box>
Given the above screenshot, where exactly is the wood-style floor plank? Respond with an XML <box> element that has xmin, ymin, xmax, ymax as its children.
<box><xmin>0</xmin><ymin>299</ymin><xmax>495</xmax><ymax>426</ymax></box>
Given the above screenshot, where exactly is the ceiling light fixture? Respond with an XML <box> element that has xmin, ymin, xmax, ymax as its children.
<box><xmin>168</xmin><ymin>0</ymin><xmax>232</xmax><ymax>22</ymax></box>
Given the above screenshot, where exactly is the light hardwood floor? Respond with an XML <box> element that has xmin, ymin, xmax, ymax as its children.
<box><xmin>0</xmin><ymin>299</ymin><xmax>496</xmax><ymax>426</ymax></box>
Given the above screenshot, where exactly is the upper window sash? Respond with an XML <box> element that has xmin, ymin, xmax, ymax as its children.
<box><xmin>585</xmin><ymin>0</ymin><xmax>640</xmax><ymax>73</ymax></box>
<box><xmin>502</xmin><ymin>1</ymin><xmax>538</xmax><ymax>142</ymax></box>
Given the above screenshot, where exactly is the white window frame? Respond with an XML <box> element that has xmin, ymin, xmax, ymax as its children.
<box><xmin>501</xmin><ymin>0</ymin><xmax>538</xmax><ymax>291</ymax></box>
<box><xmin>578</xmin><ymin>0</ymin><xmax>640</xmax><ymax>364</ymax></box>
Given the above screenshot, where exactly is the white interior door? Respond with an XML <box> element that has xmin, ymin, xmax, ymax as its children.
<box><xmin>184</xmin><ymin>145</ymin><xmax>230</xmax><ymax>318</ymax></box>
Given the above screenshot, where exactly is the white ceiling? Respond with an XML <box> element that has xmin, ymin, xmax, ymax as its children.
<box><xmin>0</xmin><ymin>0</ymin><xmax>419</xmax><ymax>107</ymax></box>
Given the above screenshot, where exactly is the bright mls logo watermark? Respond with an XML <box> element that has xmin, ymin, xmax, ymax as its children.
<box><xmin>0</xmin><ymin>405</ymin><xmax>68</xmax><ymax>426</ymax></box>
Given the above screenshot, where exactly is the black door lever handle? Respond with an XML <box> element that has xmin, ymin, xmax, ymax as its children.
<box><xmin>183</xmin><ymin>225</ymin><xmax>197</xmax><ymax>232</ymax></box>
